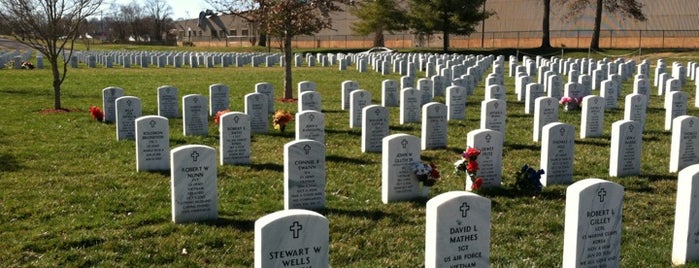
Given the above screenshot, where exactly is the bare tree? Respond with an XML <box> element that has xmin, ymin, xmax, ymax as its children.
<box><xmin>541</xmin><ymin>0</ymin><xmax>552</xmax><ymax>49</ymax></box>
<box><xmin>208</xmin><ymin>0</ymin><xmax>347</xmax><ymax>100</ymax></box>
<box><xmin>207</xmin><ymin>0</ymin><xmax>267</xmax><ymax>46</ymax></box>
<box><xmin>561</xmin><ymin>0</ymin><xmax>646</xmax><ymax>50</ymax></box>
<box><xmin>0</xmin><ymin>0</ymin><xmax>103</xmax><ymax>110</ymax></box>
<box><xmin>144</xmin><ymin>0</ymin><xmax>173</xmax><ymax>42</ymax></box>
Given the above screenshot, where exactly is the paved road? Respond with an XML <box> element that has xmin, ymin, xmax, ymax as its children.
<box><xmin>0</xmin><ymin>38</ymin><xmax>31</xmax><ymax>50</ymax></box>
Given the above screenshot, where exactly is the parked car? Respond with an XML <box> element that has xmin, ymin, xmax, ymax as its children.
<box><xmin>359</xmin><ymin>47</ymin><xmax>395</xmax><ymax>55</ymax></box>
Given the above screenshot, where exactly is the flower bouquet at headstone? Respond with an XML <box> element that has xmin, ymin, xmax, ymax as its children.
<box><xmin>89</xmin><ymin>106</ymin><xmax>104</xmax><ymax>122</ymax></box>
<box><xmin>214</xmin><ymin>109</ymin><xmax>230</xmax><ymax>124</ymax></box>
<box><xmin>559</xmin><ymin>96</ymin><xmax>581</xmax><ymax>111</ymax></box>
<box><xmin>513</xmin><ymin>164</ymin><xmax>544</xmax><ymax>196</ymax></box>
<box><xmin>272</xmin><ymin>110</ymin><xmax>293</xmax><ymax>132</ymax></box>
<box><xmin>412</xmin><ymin>161</ymin><xmax>440</xmax><ymax>195</ymax></box>
<box><xmin>455</xmin><ymin>146</ymin><xmax>483</xmax><ymax>191</ymax></box>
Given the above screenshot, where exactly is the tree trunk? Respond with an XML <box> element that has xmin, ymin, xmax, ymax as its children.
<box><xmin>258</xmin><ymin>33</ymin><xmax>267</xmax><ymax>47</ymax></box>
<box><xmin>283</xmin><ymin>34</ymin><xmax>293</xmax><ymax>100</ymax></box>
<box><xmin>373</xmin><ymin>27</ymin><xmax>385</xmax><ymax>47</ymax></box>
<box><xmin>590</xmin><ymin>0</ymin><xmax>603</xmax><ymax>50</ymax></box>
<box><xmin>540</xmin><ymin>0</ymin><xmax>552</xmax><ymax>49</ymax></box>
<box><xmin>51</xmin><ymin>60</ymin><xmax>62</xmax><ymax>110</ymax></box>
<box><xmin>442</xmin><ymin>12</ymin><xmax>450</xmax><ymax>52</ymax></box>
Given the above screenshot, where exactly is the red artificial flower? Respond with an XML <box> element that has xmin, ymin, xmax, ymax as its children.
<box><xmin>466</xmin><ymin>161</ymin><xmax>479</xmax><ymax>173</ymax></box>
<box><xmin>463</xmin><ymin>147</ymin><xmax>481</xmax><ymax>159</ymax></box>
<box><xmin>429</xmin><ymin>162</ymin><xmax>440</xmax><ymax>179</ymax></box>
<box><xmin>89</xmin><ymin>106</ymin><xmax>103</xmax><ymax>122</ymax></box>
<box><xmin>471</xmin><ymin>177</ymin><xmax>483</xmax><ymax>191</ymax></box>
<box><xmin>214</xmin><ymin>109</ymin><xmax>230</xmax><ymax>125</ymax></box>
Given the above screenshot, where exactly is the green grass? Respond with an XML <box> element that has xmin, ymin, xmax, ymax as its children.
<box><xmin>1</xmin><ymin>50</ymin><xmax>699</xmax><ymax>267</ymax></box>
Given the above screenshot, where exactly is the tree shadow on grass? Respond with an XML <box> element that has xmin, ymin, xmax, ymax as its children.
<box><xmin>0</xmin><ymin>153</ymin><xmax>21</xmax><ymax>172</ymax></box>
<box><xmin>250</xmin><ymin>162</ymin><xmax>284</xmax><ymax>172</ymax></box>
<box><xmin>322</xmin><ymin>207</ymin><xmax>396</xmax><ymax>221</ymax></box>
<box><xmin>326</xmin><ymin>154</ymin><xmax>375</xmax><ymax>165</ymax></box>
<box><xmin>326</xmin><ymin>128</ymin><xmax>360</xmax><ymax>136</ymax></box>
<box><xmin>202</xmin><ymin>216</ymin><xmax>255</xmax><ymax>231</ymax></box>
<box><xmin>575</xmin><ymin>138</ymin><xmax>610</xmax><ymax>147</ymax></box>
<box><xmin>504</xmin><ymin>142</ymin><xmax>540</xmax><ymax>152</ymax></box>
<box><xmin>647</xmin><ymin>173</ymin><xmax>676</xmax><ymax>182</ymax></box>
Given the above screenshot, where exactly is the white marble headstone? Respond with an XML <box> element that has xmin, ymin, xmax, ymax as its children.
<box><xmin>421</xmin><ymin>102</ymin><xmax>448</xmax><ymax>150</ymax></box>
<box><xmin>362</xmin><ymin>105</ymin><xmax>389</xmax><ymax>153</ymax></box>
<box><xmin>135</xmin><ymin>115</ymin><xmax>169</xmax><ymax>171</ymax></box>
<box><xmin>219</xmin><ymin>112</ymin><xmax>251</xmax><ymax>165</ymax></box>
<box><xmin>580</xmin><ymin>95</ymin><xmax>605</xmax><ymax>139</ymax></box>
<box><xmin>297</xmin><ymin>80</ymin><xmax>316</xmax><ymax>97</ymax></box>
<box><xmin>609</xmin><ymin>120</ymin><xmax>642</xmax><ymax>177</ymax></box>
<box><xmin>533</xmin><ymin>96</ymin><xmax>559</xmax><ymax>142</ymax></box>
<box><xmin>209</xmin><ymin>83</ymin><xmax>230</xmax><ymax>116</ymax></box>
<box><xmin>296</xmin><ymin>111</ymin><xmax>325</xmax><ymax>144</ymax></box>
<box><xmin>400</xmin><ymin>88</ymin><xmax>421</xmax><ymax>124</ymax></box>
<box><xmin>284</xmin><ymin>140</ymin><xmax>326</xmax><ymax>210</ymax></box>
<box><xmin>341</xmin><ymin>80</ymin><xmax>359</xmax><ymax>110</ymax></box>
<box><xmin>349</xmin><ymin>89</ymin><xmax>371</xmax><ymax>129</ymax></box>
<box><xmin>299</xmin><ymin>91</ymin><xmax>322</xmax><ymax>112</ymax></box>
<box><xmin>466</xmin><ymin>130</ymin><xmax>503</xmax><ymax>189</ymax></box>
<box><xmin>255</xmin><ymin>82</ymin><xmax>275</xmax><ymax>113</ymax></box>
<box><xmin>245</xmin><ymin>93</ymin><xmax>269</xmax><ymax>134</ymax></box>
<box><xmin>115</xmin><ymin>96</ymin><xmax>142</xmax><ymax>141</ymax></box>
<box><xmin>182</xmin><ymin>94</ymin><xmax>208</xmax><ymax>136</ymax></box>
<box><xmin>382</xmin><ymin>134</ymin><xmax>421</xmax><ymax>203</ymax></box>
<box><xmin>562</xmin><ymin>179</ymin><xmax>624</xmax><ymax>268</ymax></box>
<box><xmin>102</xmin><ymin>86</ymin><xmax>124</xmax><ymax>123</ymax></box>
<box><xmin>426</xmin><ymin>191</ymin><xmax>490</xmax><ymax>267</ymax></box>
<box><xmin>157</xmin><ymin>85</ymin><xmax>179</xmax><ymax>118</ymax></box>
<box><xmin>665</xmin><ymin>91</ymin><xmax>688</xmax><ymax>131</ymax></box>
<box><xmin>670</xmin><ymin>116</ymin><xmax>699</xmax><ymax>173</ymax></box>
<box><xmin>525</xmin><ymin>83</ymin><xmax>544</xmax><ymax>114</ymax></box>
<box><xmin>381</xmin><ymin>79</ymin><xmax>399</xmax><ymax>107</ymax></box>
<box><xmin>170</xmin><ymin>145</ymin><xmax>218</xmax><ymax>223</ymax></box>
<box><xmin>480</xmin><ymin>99</ymin><xmax>506</xmax><ymax>136</ymax></box>
<box><xmin>672</xmin><ymin>164</ymin><xmax>699</xmax><ymax>265</ymax></box>
<box><xmin>255</xmin><ymin>209</ymin><xmax>329</xmax><ymax>268</ymax></box>
<box><xmin>446</xmin><ymin>85</ymin><xmax>467</xmax><ymax>121</ymax></box>
<box><xmin>540</xmin><ymin>122</ymin><xmax>575</xmax><ymax>186</ymax></box>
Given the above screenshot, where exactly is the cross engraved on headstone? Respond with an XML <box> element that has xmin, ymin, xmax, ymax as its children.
<box><xmin>547</xmin><ymin>99</ymin><xmax>552</xmax><ymax>105</ymax></box>
<box><xmin>360</xmin><ymin>92</ymin><xmax>365</xmax><ymax>98</ymax></box>
<box><xmin>494</xmin><ymin>103</ymin><xmax>499</xmax><ymax>109</ymax></box>
<box><xmin>149</xmin><ymin>120</ymin><xmax>156</xmax><ymax>128</ymax></box>
<box><xmin>594</xmin><ymin>98</ymin><xmax>598</xmax><ymax>104</ymax></box>
<box><xmin>233</xmin><ymin>116</ymin><xmax>239</xmax><ymax>124</ymax></box>
<box><xmin>690</xmin><ymin>120</ymin><xmax>695</xmax><ymax>128</ymax></box>
<box><xmin>485</xmin><ymin>134</ymin><xmax>492</xmax><ymax>143</ymax></box>
<box><xmin>193</xmin><ymin>97</ymin><xmax>199</xmax><ymax>103</ymax></box>
<box><xmin>190</xmin><ymin>151</ymin><xmax>200</xmax><ymax>161</ymax></box>
<box><xmin>374</xmin><ymin>109</ymin><xmax>381</xmax><ymax>116</ymax></box>
<box><xmin>560</xmin><ymin>128</ymin><xmax>566</xmax><ymax>136</ymax></box>
<box><xmin>289</xmin><ymin>221</ymin><xmax>303</xmax><ymax>239</ymax></box>
<box><xmin>598</xmin><ymin>188</ymin><xmax>606</xmax><ymax>202</ymax></box>
<box><xmin>303</xmin><ymin>144</ymin><xmax>312</xmax><ymax>155</ymax></box>
<box><xmin>126</xmin><ymin>99</ymin><xmax>132</xmax><ymax>106</ymax></box>
<box><xmin>401</xmin><ymin>139</ymin><xmax>408</xmax><ymax>149</ymax></box>
<box><xmin>629</xmin><ymin>124</ymin><xmax>634</xmax><ymax>132</ymax></box>
<box><xmin>460</xmin><ymin>202</ymin><xmax>470</xmax><ymax>217</ymax></box>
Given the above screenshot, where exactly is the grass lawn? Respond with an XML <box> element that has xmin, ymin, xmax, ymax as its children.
<box><xmin>1</xmin><ymin>48</ymin><xmax>698</xmax><ymax>267</ymax></box>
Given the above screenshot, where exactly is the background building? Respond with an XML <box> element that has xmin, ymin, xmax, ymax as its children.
<box><xmin>174</xmin><ymin>0</ymin><xmax>699</xmax><ymax>49</ymax></box>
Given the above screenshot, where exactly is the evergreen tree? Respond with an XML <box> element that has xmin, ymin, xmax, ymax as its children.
<box><xmin>349</xmin><ymin>0</ymin><xmax>408</xmax><ymax>47</ymax></box>
<box><xmin>408</xmin><ymin>0</ymin><xmax>492</xmax><ymax>52</ymax></box>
